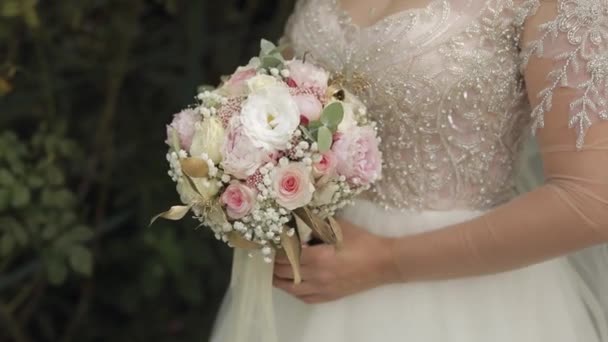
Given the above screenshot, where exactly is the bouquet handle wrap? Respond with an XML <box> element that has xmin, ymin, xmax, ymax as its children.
<box><xmin>212</xmin><ymin>248</ymin><xmax>278</xmax><ymax>342</ymax></box>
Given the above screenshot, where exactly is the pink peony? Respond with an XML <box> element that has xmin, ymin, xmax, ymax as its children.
<box><xmin>332</xmin><ymin>126</ymin><xmax>382</xmax><ymax>186</ymax></box>
<box><xmin>224</xmin><ymin>67</ymin><xmax>257</xmax><ymax>95</ymax></box>
<box><xmin>272</xmin><ymin>162</ymin><xmax>315</xmax><ymax>210</ymax></box>
<box><xmin>286</xmin><ymin>60</ymin><xmax>329</xmax><ymax>93</ymax></box>
<box><xmin>167</xmin><ymin>108</ymin><xmax>198</xmax><ymax>150</ymax></box>
<box><xmin>221</xmin><ymin>118</ymin><xmax>269</xmax><ymax>179</ymax></box>
<box><xmin>313</xmin><ymin>151</ymin><xmax>337</xmax><ymax>179</ymax></box>
<box><xmin>293</xmin><ymin>93</ymin><xmax>323</xmax><ymax>122</ymax></box>
<box><xmin>221</xmin><ymin>182</ymin><xmax>257</xmax><ymax>219</ymax></box>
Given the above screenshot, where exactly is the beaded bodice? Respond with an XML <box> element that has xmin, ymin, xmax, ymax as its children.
<box><xmin>284</xmin><ymin>0</ymin><xmax>535</xmax><ymax>211</ymax></box>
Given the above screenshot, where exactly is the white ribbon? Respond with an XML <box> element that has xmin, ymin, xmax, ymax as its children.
<box><xmin>212</xmin><ymin>248</ymin><xmax>278</xmax><ymax>342</ymax></box>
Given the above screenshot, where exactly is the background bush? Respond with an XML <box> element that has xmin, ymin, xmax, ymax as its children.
<box><xmin>0</xmin><ymin>1</ymin><xmax>294</xmax><ymax>341</ymax></box>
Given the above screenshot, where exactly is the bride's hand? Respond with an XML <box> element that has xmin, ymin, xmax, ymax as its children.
<box><xmin>273</xmin><ymin>219</ymin><xmax>398</xmax><ymax>304</ymax></box>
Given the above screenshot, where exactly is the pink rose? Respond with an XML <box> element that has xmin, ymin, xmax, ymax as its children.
<box><xmin>224</xmin><ymin>67</ymin><xmax>257</xmax><ymax>95</ymax></box>
<box><xmin>166</xmin><ymin>108</ymin><xmax>198</xmax><ymax>150</ymax></box>
<box><xmin>286</xmin><ymin>60</ymin><xmax>329</xmax><ymax>93</ymax></box>
<box><xmin>272</xmin><ymin>162</ymin><xmax>315</xmax><ymax>210</ymax></box>
<box><xmin>221</xmin><ymin>118</ymin><xmax>269</xmax><ymax>179</ymax></box>
<box><xmin>332</xmin><ymin>126</ymin><xmax>382</xmax><ymax>186</ymax></box>
<box><xmin>313</xmin><ymin>151</ymin><xmax>337</xmax><ymax>179</ymax></box>
<box><xmin>293</xmin><ymin>94</ymin><xmax>323</xmax><ymax>122</ymax></box>
<box><xmin>221</xmin><ymin>182</ymin><xmax>257</xmax><ymax>219</ymax></box>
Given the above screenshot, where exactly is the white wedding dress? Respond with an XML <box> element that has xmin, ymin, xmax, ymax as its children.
<box><xmin>212</xmin><ymin>0</ymin><xmax>608</xmax><ymax>340</ymax></box>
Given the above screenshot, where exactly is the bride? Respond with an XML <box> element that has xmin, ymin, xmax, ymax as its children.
<box><xmin>212</xmin><ymin>0</ymin><xmax>608</xmax><ymax>340</ymax></box>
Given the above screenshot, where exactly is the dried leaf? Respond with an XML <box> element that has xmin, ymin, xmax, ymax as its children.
<box><xmin>180</xmin><ymin>158</ymin><xmax>209</xmax><ymax>178</ymax></box>
<box><xmin>327</xmin><ymin>216</ymin><xmax>343</xmax><ymax>248</ymax></box>
<box><xmin>293</xmin><ymin>207</ymin><xmax>337</xmax><ymax>244</ymax></box>
<box><xmin>281</xmin><ymin>227</ymin><xmax>302</xmax><ymax>284</ymax></box>
<box><xmin>206</xmin><ymin>201</ymin><xmax>229</xmax><ymax>227</ymax></box>
<box><xmin>149</xmin><ymin>205</ymin><xmax>192</xmax><ymax>226</ymax></box>
<box><xmin>227</xmin><ymin>232</ymin><xmax>261</xmax><ymax>250</ymax></box>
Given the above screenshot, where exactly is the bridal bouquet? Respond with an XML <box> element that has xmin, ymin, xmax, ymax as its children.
<box><xmin>152</xmin><ymin>40</ymin><xmax>382</xmax><ymax>283</ymax></box>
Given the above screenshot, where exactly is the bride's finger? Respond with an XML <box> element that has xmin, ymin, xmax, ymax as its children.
<box><xmin>297</xmin><ymin>295</ymin><xmax>327</xmax><ymax>305</ymax></box>
<box><xmin>273</xmin><ymin>277</ymin><xmax>317</xmax><ymax>296</ymax></box>
<box><xmin>274</xmin><ymin>244</ymin><xmax>310</xmax><ymax>265</ymax></box>
<box><xmin>300</xmin><ymin>244</ymin><xmax>334</xmax><ymax>266</ymax></box>
<box><xmin>273</xmin><ymin>264</ymin><xmax>295</xmax><ymax>279</ymax></box>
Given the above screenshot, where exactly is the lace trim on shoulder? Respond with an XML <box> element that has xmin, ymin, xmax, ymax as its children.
<box><xmin>520</xmin><ymin>0</ymin><xmax>608</xmax><ymax>149</ymax></box>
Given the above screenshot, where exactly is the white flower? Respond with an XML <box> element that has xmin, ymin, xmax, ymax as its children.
<box><xmin>190</xmin><ymin>117</ymin><xmax>225</xmax><ymax>164</ymax></box>
<box><xmin>221</xmin><ymin>116</ymin><xmax>274</xmax><ymax>179</ymax></box>
<box><xmin>246</xmin><ymin>75</ymin><xmax>281</xmax><ymax>93</ymax></box>
<box><xmin>240</xmin><ymin>84</ymin><xmax>300</xmax><ymax>151</ymax></box>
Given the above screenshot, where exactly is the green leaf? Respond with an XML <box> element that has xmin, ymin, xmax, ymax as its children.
<box><xmin>320</xmin><ymin>102</ymin><xmax>344</xmax><ymax>131</ymax></box>
<box><xmin>0</xmin><ymin>188</ymin><xmax>9</xmax><ymax>211</ymax></box>
<box><xmin>259</xmin><ymin>39</ymin><xmax>276</xmax><ymax>56</ymax></box>
<box><xmin>299</xmin><ymin>125</ymin><xmax>314</xmax><ymax>141</ymax></box>
<box><xmin>27</xmin><ymin>175</ymin><xmax>44</xmax><ymax>188</ymax></box>
<box><xmin>46</xmin><ymin>258</ymin><xmax>68</xmax><ymax>285</ymax></box>
<box><xmin>261</xmin><ymin>56</ymin><xmax>283</xmax><ymax>69</ymax></box>
<box><xmin>69</xmin><ymin>245</ymin><xmax>93</xmax><ymax>276</ymax></box>
<box><xmin>11</xmin><ymin>185</ymin><xmax>30</xmax><ymax>208</ymax></box>
<box><xmin>317</xmin><ymin>126</ymin><xmax>333</xmax><ymax>153</ymax></box>
<box><xmin>0</xmin><ymin>169</ymin><xmax>14</xmax><ymax>185</ymax></box>
<box><xmin>268</xmin><ymin>43</ymin><xmax>290</xmax><ymax>57</ymax></box>
<box><xmin>0</xmin><ymin>234</ymin><xmax>15</xmax><ymax>256</ymax></box>
<box><xmin>9</xmin><ymin>220</ymin><xmax>28</xmax><ymax>246</ymax></box>
<box><xmin>68</xmin><ymin>226</ymin><xmax>95</xmax><ymax>242</ymax></box>
<box><xmin>46</xmin><ymin>166</ymin><xmax>64</xmax><ymax>186</ymax></box>
<box><xmin>41</xmin><ymin>224</ymin><xmax>59</xmax><ymax>240</ymax></box>
<box><xmin>307</xmin><ymin>121</ymin><xmax>323</xmax><ymax>139</ymax></box>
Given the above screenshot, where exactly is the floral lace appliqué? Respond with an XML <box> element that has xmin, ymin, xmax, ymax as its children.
<box><xmin>522</xmin><ymin>0</ymin><xmax>608</xmax><ymax>148</ymax></box>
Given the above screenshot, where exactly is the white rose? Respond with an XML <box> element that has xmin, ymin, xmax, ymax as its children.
<box><xmin>240</xmin><ymin>85</ymin><xmax>300</xmax><ymax>151</ymax></box>
<box><xmin>190</xmin><ymin>117</ymin><xmax>225</xmax><ymax>163</ymax></box>
<box><xmin>246</xmin><ymin>74</ymin><xmax>280</xmax><ymax>93</ymax></box>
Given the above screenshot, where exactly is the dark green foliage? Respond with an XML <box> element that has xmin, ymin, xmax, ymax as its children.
<box><xmin>0</xmin><ymin>0</ymin><xmax>294</xmax><ymax>341</ymax></box>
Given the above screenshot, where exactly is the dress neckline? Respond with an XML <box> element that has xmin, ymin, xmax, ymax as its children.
<box><xmin>330</xmin><ymin>0</ymin><xmax>441</xmax><ymax>31</ymax></box>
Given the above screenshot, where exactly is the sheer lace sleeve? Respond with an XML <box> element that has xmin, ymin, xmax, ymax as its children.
<box><xmin>387</xmin><ymin>0</ymin><xmax>608</xmax><ymax>282</ymax></box>
<box><xmin>520</xmin><ymin>0</ymin><xmax>608</xmax><ymax>149</ymax></box>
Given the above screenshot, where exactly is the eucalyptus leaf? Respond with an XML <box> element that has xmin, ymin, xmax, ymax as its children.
<box><xmin>317</xmin><ymin>126</ymin><xmax>333</xmax><ymax>153</ymax></box>
<box><xmin>261</xmin><ymin>56</ymin><xmax>283</xmax><ymax>69</ymax></box>
<box><xmin>321</xmin><ymin>102</ymin><xmax>344</xmax><ymax>129</ymax></box>
<box><xmin>260</xmin><ymin>39</ymin><xmax>276</xmax><ymax>56</ymax></box>
<box><xmin>307</xmin><ymin>121</ymin><xmax>323</xmax><ymax>139</ymax></box>
<box><xmin>268</xmin><ymin>43</ymin><xmax>289</xmax><ymax>57</ymax></box>
<box><xmin>299</xmin><ymin>125</ymin><xmax>315</xmax><ymax>141</ymax></box>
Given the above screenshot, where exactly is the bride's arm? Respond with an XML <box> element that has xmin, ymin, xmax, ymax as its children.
<box><xmin>388</xmin><ymin>0</ymin><xmax>608</xmax><ymax>282</ymax></box>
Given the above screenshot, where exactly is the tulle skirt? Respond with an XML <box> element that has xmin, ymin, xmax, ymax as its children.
<box><xmin>212</xmin><ymin>199</ymin><xmax>604</xmax><ymax>341</ymax></box>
